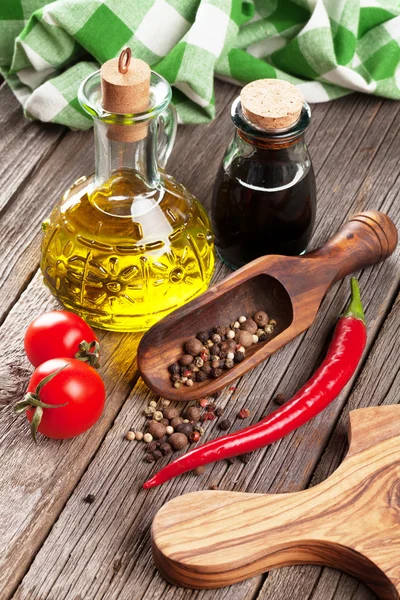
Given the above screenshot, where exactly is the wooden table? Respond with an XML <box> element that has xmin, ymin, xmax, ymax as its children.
<box><xmin>0</xmin><ymin>79</ymin><xmax>399</xmax><ymax>600</ymax></box>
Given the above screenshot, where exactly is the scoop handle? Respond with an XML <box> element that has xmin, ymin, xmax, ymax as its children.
<box><xmin>307</xmin><ymin>211</ymin><xmax>397</xmax><ymax>282</ymax></box>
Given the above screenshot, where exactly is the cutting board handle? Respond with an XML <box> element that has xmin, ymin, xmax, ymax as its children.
<box><xmin>307</xmin><ymin>211</ymin><xmax>397</xmax><ymax>282</ymax></box>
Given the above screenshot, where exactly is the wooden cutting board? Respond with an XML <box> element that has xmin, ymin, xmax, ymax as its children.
<box><xmin>151</xmin><ymin>405</ymin><xmax>400</xmax><ymax>599</ymax></box>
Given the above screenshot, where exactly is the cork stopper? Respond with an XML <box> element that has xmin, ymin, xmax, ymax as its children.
<box><xmin>100</xmin><ymin>48</ymin><xmax>151</xmax><ymax>142</ymax></box>
<box><xmin>240</xmin><ymin>79</ymin><xmax>304</xmax><ymax>131</ymax></box>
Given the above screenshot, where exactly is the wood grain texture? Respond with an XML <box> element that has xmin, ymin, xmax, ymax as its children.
<box><xmin>0</xmin><ymin>84</ymin><xmax>65</xmax><ymax>213</ymax></box>
<box><xmin>0</xmin><ymin>86</ymin><xmax>399</xmax><ymax>600</ymax></box>
<box><xmin>151</xmin><ymin>405</ymin><xmax>400</xmax><ymax>598</ymax></box>
<box><xmin>138</xmin><ymin>211</ymin><xmax>397</xmax><ymax>401</ymax></box>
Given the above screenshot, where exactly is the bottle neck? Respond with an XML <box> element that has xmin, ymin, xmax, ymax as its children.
<box><xmin>93</xmin><ymin>119</ymin><xmax>160</xmax><ymax>190</ymax></box>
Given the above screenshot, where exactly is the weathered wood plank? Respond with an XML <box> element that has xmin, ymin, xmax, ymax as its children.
<box><xmin>255</xmin><ymin>291</ymin><xmax>400</xmax><ymax>600</ymax></box>
<box><xmin>0</xmin><ymin>81</ymin><xmax>240</xmax><ymax>598</ymax></box>
<box><xmin>2</xmin><ymin>89</ymin><xmax>399</xmax><ymax>600</ymax></box>
<box><xmin>0</xmin><ymin>84</ymin><xmax>64</xmax><ymax>213</ymax></box>
<box><xmin>11</xmin><ymin>196</ymin><xmax>399</xmax><ymax>599</ymax></box>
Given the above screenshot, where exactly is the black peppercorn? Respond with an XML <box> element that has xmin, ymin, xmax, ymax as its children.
<box><xmin>176</xmin><ymin>422</ymin><xmax>194</xmax><ymax>437</ymax></box>
<box><xmin>146</xmin><ymin>441</ymin><xmax>158</xmax><ymax>452</ymax></box>
<box><xmin>201</xmin><ymin>362</ymin><xmax>212</xmax><ymax>375</ymax></box>
<box><xmin>211</xmin><ymin>333</ymin><xmax>221</xmax><ymax>344</ymax></box>
<box><xmin>274</xmin><ymin>393</ymin><xmax>286</xmax><ymax>405</ymax></box>
<box><xmin>214</xmin><ymin>325</ymin><xmax>227</xmax><ymax>336</ymax></box>
<box><xmin>234</xmin><ymin>351</ymin><xmax>245</xmax><ymax>363</ymax></box>
<box><xmin>213</xmin><ymin>390</ymin><xmax>222</xmax><ymax>399</ymax></box>
<box><xmin>84</xmin><ymin>494</ymin><xmax>95</xmax><ymax>504</ymax></box>
<box><xmin>211</xmin><ymin>344</ymin><xmax>221</xmax><ymax>355</ymax></box>
<box><xmin>211</xmin><ymin>367</ymin><xmax>222</xmax><ymax>378</ymax></box>
<box><xmin>168</xmin><ymin>362</ymin><xmax>180</xmax><ymax>374</ymax></box>
<box><xmin>171</xmin><ymin>373</ymin><xmax>181</xmax><ymax>382</ymax></box>
<box><xmin>196</xmin><ymin>370</ymin><xmax>208</xmax><ymax>382</ymax></box>
<box><xmin>206</xmin><ymin>402</ymin><xmax>216</xmax><ymax>412</ymax></box>
<box><xmin>215</xmin><ymin>407</ymin><xmax>224</xmax><ymax>417</ymax></box>
<box><xmin>258</xmin><ymin>332</ymin><xmax>268</xmax><ymax>342</ymax></box>
<box><xmin>144</xmin><ymin>453</ymin><xmax>156</xmax><ymax>463</ymax></box>
<box><xmin>219</xmin><ymin>350</ymin><xmax>227</xmax><ymax>359</ymax></box>
<box><xmin>159</xmin><ymin>442</ymin><xmax>172</xmax><ymax>455</ymax></box>
<box><xmin>196</xmin><ymin>331</ymin><xmax>209</xmax><ymax>344</ymax></box>
<box><xmin>153</xmin><ymin>449</ymin><xmax>163</xmax><ymax>460</ymax></box>
<box><xmin>240</xmin><ymin>453</ymin><xmax>252</xmax><ymax>464</ymax></box>
<box><xmin>218</xmin><ymin>419</ymin><xmax>231</xmax><ymax>430</ymax></box>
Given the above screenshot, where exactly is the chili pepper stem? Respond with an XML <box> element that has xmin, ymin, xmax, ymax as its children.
<box><xmin>344</xmin><ymin>278</ymin><xmax>365</xmax><ymax>323</ymax></box>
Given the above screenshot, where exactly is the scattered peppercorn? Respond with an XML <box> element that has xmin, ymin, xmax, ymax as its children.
<box><xmin>135</xmin><ymin>431</ymin><xmax>143</xmax><ymax>441</ymax></box>
<box><xmin>170</xmin><ymin>416</ymin><xmax>183</xmax><ymax>429</ymax></box>
<box><xmin>215</xmin><ymin>407</ymin><xmax>224</xmax><ymax>417</ymax></box>
<box><xmin>153</xmin><ymin>449</ymin><xmax>163</xmax><ymax>460</ymax></box>
<box><xmin>159</xmin><ymin>442</ymin><xmax>172</xmax><ymax>455</ymax></box>
<box><xmin>238</xmin><ymin>408</ymin><xmax>251</xmax><ymax>419</ymax></box>
<box><xmin>273</xmin><ymin>393</ymin><xmax>286</xmax><ymax>405</ymax></box>
<box><xmin>144</xmin><ymin>453</ymin><xmax>156</xmax><ymax>463</ymax></box>
<box><xmin>190</xmin><ymin>430</ymin><xmax>201</xmax><ymax>442</ymax></box>
<box><xmin>219</xmin><ymin>419</ymin><xmax>231</xmax><ymax>430</ymax></box>
<box><xmin>210</xmin><ymin>483</ymin><xmax>218</xmax><ymax>490</ymax></box>
<box><xmin>199</xmin><ymin>398</ymin><xmax>208</xmax><ymax>408</ymax></box>
<box><xmin>84</xmin><ymin>494</ymin><xmax>95</xmax><ymax>504</ymax></box>
<box><xmin>185</xmin><ymin>406</ymin><xmax>201</xmax><ymax>421</ymax></box>
<box><xmin>169</xmin><ymin>433</ymin><xmax>188</xmax><ymax>451</ymax></box>
<box><xmin>176</xmin><ymin>423</ymin><xmax>194</xmax><ymax>437</ymax></box>
<box><xmin>146</xmin><ymin>441</ymin><xmax>158</xmax><ymax>453</ymax></box>
<box><xmin>163</xmin><ymin>407</ymin><xmax>180</xmax><ymax>420</ymax></box>
<box><xmin>153</xmin><ymin>410</ymin><xmax>164</xmax><ymax>422</ymax></box>
<box><xmin>148</xmin><ymin>422</ymin><xmax>167</xmax><ymax>439</ymax></box>
<box><xmin>213</xmin><ymin>391</ymin><xmax>222</xmax><ymax>399</ymax></box>
<box><xmin>125</xmin><ymin>431</ymin><xmax>136</xmax><ymax>441</ymax></box>
<box><xmin>143</xmin><ymin>433</ymin><xmax>153</xmax><ymax>443</ymax></box>
<box><xmin>144</xmin><ymin>406</ymin><xmax>156</xmax><ymax>417</ymax></box>
<box><xmin>193</xmin><ymin>465</ymin><xmax>206</xmax><ymax>476</ymax></box>
<box><xmin>240</xmin><ymin>453</ymin><xmax>252</xmax><ymax>464</ymax></box>
<box><xmin>206</xmin><ymin>402</ymin><xmax>216</xmax><ymax>412</ymax></box>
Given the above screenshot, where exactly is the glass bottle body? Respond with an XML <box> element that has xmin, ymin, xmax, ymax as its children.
<box><xmin>211</xmin><ymin>100</ymin><xmax>316</xmax><ymax>270</ymax></box>
<box><xmin>40</xmin><ymin>72</ymin><xmax>214</xmax><ymax>332</ymax></box>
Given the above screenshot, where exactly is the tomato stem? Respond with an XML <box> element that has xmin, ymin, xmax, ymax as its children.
<box><xmin>75</xmin><ymin>340</ymin><xmax>100</xmax><ymax>369</ymax></box>
<box><xmin>14</xmin><ymin>365</ymin><xmax>69</xmax><ymax>442</ymax></box>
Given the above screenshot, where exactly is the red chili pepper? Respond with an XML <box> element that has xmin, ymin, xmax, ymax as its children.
<box><xmin>144</xmin><ymin>278</ymin><xmax>366</xmax><ymax>489</ymax></box>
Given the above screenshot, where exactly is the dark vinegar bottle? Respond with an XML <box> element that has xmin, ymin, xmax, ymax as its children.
<box><xmin>211</xmin><ymin>79</ymin><xmax>316</xmax><ymax>270</ymax></box>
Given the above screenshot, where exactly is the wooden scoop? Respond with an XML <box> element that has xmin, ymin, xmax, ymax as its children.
<box><xmin>138</xmin><ymin>211</ymin><xmax>397</xmax><ymax>401</ymax></box>
<box><xmin>151</xmin><ymin>404</ymin><xmax>400</xmax><ymax>599</ymax></box>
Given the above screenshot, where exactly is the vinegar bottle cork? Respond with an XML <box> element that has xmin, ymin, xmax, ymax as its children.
<box><xmin>100</xmin><ymin>48</ymin><xmax>151</xmax><ymax>142</ymax></box>
<box><xmin>240</xmin><ymin>79</ymin><xmax>304</xmax><ymax>131</ymax></box>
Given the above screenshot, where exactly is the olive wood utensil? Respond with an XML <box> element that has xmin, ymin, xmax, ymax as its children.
<box><xmin>151</xmin><ymin>404</ymin><xmax>400</xmax><ymax>599</ymax></box>
<box><xmin>138</xmin><ymin>211</ymin><xmax>397</xmax><ymax>401</ymax></box>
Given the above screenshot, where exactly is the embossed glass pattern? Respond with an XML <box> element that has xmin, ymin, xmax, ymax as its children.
<box><xmin>40</xmin><ymin>71</ymin><xmax>214</xmax><ymax>332</ymax></box>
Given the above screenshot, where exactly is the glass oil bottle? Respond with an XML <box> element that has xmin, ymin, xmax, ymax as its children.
<box><xmin>211</xmin><ymin>79</ymin><xmax>316</xmax><ymax>270</ymax></box>
<box><xmin>41</xmin><ymin>50</ymin><xmax>215</xmax><ymax>332</ymax></box>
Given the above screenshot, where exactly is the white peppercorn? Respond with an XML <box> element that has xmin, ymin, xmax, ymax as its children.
<box><xmin>149</xmin><ymin>400</ymin><xmax>157</xmax><ymax>408</ymax></box>
<box><xmin>226</xmin><ymin>351</ymin><xmax>235</xmax><ymax>360</ymax></box>
<box><xmin>153</xmin><ymin>410</ymin><xmax>164</xmax><ymax>421</ymax></box>
<box><xmin>238</xmin><ymin>316</ymin><xmax>246</xmax><ymax>323</ymax></box>
<box><xmin>135</xmin><ymin>431</ymin><xmax>143</xmax><ymax>441</ymax></box>
<box><xmin>264</xmin><ymin>324</ymin><xmax>274</xmax><ymax>334</ymax></box>
<box><xmin>166</xmin><ymin>425</ymin><xmax>174</xmax><ymax>435</ymax></box>
<box><xmin>269</xmin><ymin>319</ymin><xmax>277</xmax><ymax>326</ymax></box>
<box><xmin>144</xmin><ymin>406</ymin><xmax>156</xmax><ymax>416</ymax></box>
<box><xmin>226</xmin><ymin>329</ymin><xmax>235</xmax><ymax>339</ymax></box>
<box><xmin>143</xmin><ymin>433</ymin><xmax>153</xmax><ymax>443</ymax></box>
<box><xmin>125</xmin><ymin>431</ymin><xmax>136</xmax><ymax>441</ymax></box>
<box><xmin>161</xmin><ymin>399</ymin><xmax>171</xmax><ymax>407</ymax></box>
<box><xmin>252</xmin><ymin>334</ymin><xmax>259</xmax><ymax>344</ymax></box>
<box><xmin>186</xmin><ymin>379</ymin><xmax>194</xmax><ymax>387</ymax></box>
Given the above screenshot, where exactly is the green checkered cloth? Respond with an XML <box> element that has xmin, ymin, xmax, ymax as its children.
<box><xmin>1</xmin><ymin>0</ymin><xmax>400</xmax><ymax>129</ymax></box>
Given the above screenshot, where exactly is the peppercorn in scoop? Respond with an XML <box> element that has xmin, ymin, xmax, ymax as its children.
<box><xmin>169</xmin><ymin>311</ymin><xmax>276</xmax><ymax>389</ymax></box>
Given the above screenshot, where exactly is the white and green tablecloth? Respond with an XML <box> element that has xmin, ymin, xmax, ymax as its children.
<box><xmin>1</xmin><ymin>0</ymin><xmax>399</xmax><ymax>129</ymax></box>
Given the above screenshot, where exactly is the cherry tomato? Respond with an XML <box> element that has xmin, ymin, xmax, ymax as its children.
<box><xmin>24</xmin><ymin>311</ymin><xmax>98</xmax><ymax>367</ymax></box>
<box><xmin>25</xmin><ymin>358</ymin><xmax>105</xmax><ymax>439</ymax></box>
